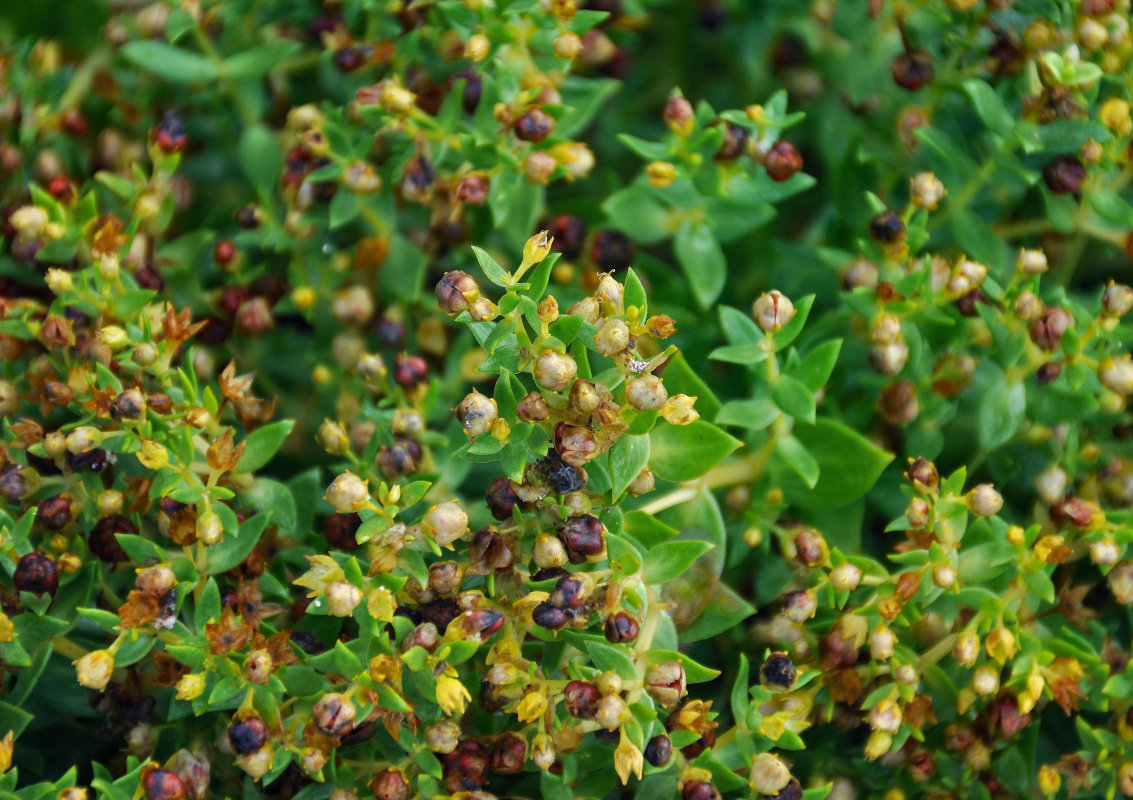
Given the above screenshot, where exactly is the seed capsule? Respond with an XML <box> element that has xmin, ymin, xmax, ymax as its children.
<box><xmin>892</xmin><ymin>49</ymin><xmax>934</xmax><ymax>90</ymax></box>
<box><xmin>604</xmin><ymin>611</ymin><xmax>640</xmax><ymax>643</ymax></box>
<box><xmin>14</xmin><ymin>551</ymin><xmax>58</xmax><ymax>595</ymax></box>
<box><xmin>752</xmin><ymin>291</ymin><xmax>795</xmax><ymax>333</ymax></box>
<box><xmin>535</xmin><ymin>351</ymin><xmax>577</xmax><ymax>392</ymax></box>
<box><xmin>312</xmin><ymin>693</ymin><xmax>357</xmax><ymax>737</ymax></box>
<box><xmin>646</xmin><ymin>661</ymin><xmax>687</xmax><ymax>708</ymax></box>
<box><xmin>625</xmin><ymin>374</ymin><xmax>668</xmax><ymax>411</ymax></box>
<box><xmin>760</xmin><ymin>652</ymin><xmax>797</xmax><ymax>690</ymax></box>
<box><xmin>455</xmin><ymin>390</ymin><xmax>498</xmax><ymax>437</ymax></box>
<box><xmin>514</xmin><ymin>108</ymin><xmax>555</xmax><ymax>142</ymax></box>
<box><xmin>229</xmin><ymin>717</ymin><xmax>267</xmax><ymax>755</ymax></box>
<box><xmin>558</xmin><ymin>514</ymin><xmax>606</xmax><ymax>563</ymax></box>
<box><xmin>644</xmin><ymin>734</ymin><xmax>672</xmax><ymax>767</ymax></box>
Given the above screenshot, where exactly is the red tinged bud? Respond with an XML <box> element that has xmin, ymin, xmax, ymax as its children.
<box><xmin>764</xmin><ymin>140</ymin><xmax>803</xmax><ymax>181</ymax></box>
<box><xmin>370</xmin><ymin>768</ymin><xmax>410</xmax><ymax>800</ymax></box>
<box><xmin>153</xmin><ymin>111</ymin><xmax>187</xmax><ymax>154</ymax></box>
<box><xmin>1043</xmin><ymin>154</ymin><xmax>1085</xmax><ymax>194</ymax></box>
<box><xmin>394</xmin><ymin>354</ymin><xmax>429</xmax><ymax>387</ymax></box>
<box><xmin>604</xmin><ymin>611</ymin><xmax>640</xmax><ymax>643</ymax></box>
<box><xmin>557</xmin><ymin>515</ymin><xmax>605</xmax><ymax>563</ymax></box>
<box><xmin>892</xmin><ymin>49</ymin><xmax>934</xmax><ymax>90</ymax></box>
<box><xmin>144</xmin><ymin>769</ymin><xmax>187</xmax><ymax>800</ymax></box>
<box><xmin>513</xmin><ymin>108</ymin><xmax>555</xmax><ymax>142</ymax></box>
<box><xmin>14</xmin><ymin>551</ymin><xmax>58</xmax><ymax>595</ymax></box>
<box><xmin>564</xmin><ymin>680</ymin><xmax>600</xmax><ymax>717</ymax></box>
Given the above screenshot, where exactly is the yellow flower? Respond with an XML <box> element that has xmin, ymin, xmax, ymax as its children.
<box><xmin>614</xmin><ymin>735</ymin><xmax>643</xmax><ymax>785</ymax></box>
<box><xmin>0</xmin><ymin>731</ymin><xmax>11</xmax><ymax>772</ymax></box>
<box><xmin>367</xmin><ymin>586</ymin><xmax>396</xmax><ymax>622</ymax></box>
<box><xmin>1038</xmin><ymin>764</ymin><xmax>1061</xmax><ymax>795</ymax></box>
<box><xmin>73</xmin><ymin>649</ymin><xmax>115</xmax><ymax>691</ymax></box>
<box><xmin>0</xmin><ymin>613</ymin><xmax>12</xmax><ymax>643</ymax></box>
<box><xmin>176</xmin><ymin>673</ymin><xmax>206</xmax><ymax>701</ymax></box>
<box><xmin>514</xmin><ymin>689</ymin><xmax>548</xmax><ymax>723</ymax></box>
<box><xmin>661</xmin><ymin>394</ymin><xmax>700</xmax><ymax>426</ymax></box>
<box><xmin>293</xmin><ymin>555</ymin><xmax>345</xmax><ymax>599</ymax></box>
<box><xmin>436</xmin><ymin>669</ymin><xmax>471</xmax><ymax>716</ymax></box>
<box><xmin>369</xmin><ymin>654</ymin><xmax>402</xmax><ymax>684</ymax></box>
<box><xmin>136</xmin><ymin>439</ymin><xmax>169</xmax><ymax>470</ymax></box>
<box><xmin>985</xmin><ymin>627</ymin><xmax>1016</xmax><ymax>665</ymax></box>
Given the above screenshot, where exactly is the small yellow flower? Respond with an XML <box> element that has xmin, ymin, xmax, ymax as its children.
<box><xmin>0</xmin><ymin>613</ymin><xmax>12</xmax><ymax>643</ymax></box>
<box><xmin>0</xmin><ymin>731</ymin><xmax>11</xmax><ymax>772</ymax></box>
<box><xmin>73</xmin><ymin>649</ymin><xmax>115</xmax><ymax>691</ymax></box>
<box><xmin>514</xmin><ymin>689</ymin><xmax>548</xmax><ymax>723</ymax></box>
<box><xmin>614</xmin><ymin>735</ymin><xmax>644</xmax><ymax>785</ymax></box>
<box><xmin>661</xmin><ymin>394</ymin><xmax>700</xmax><ymax>426</ymax></box>
<box><xmin>293</xmin><ymin>555</ymin><xmax>346</xmax><ymax>599</ymax></box>
<box><xmin>1038</xmin><ymin>764</ymin><xmax>1061</xmax><ymax>795</ymax></box>
<box><xmin>367</xmin><ymin>586</ymin><xmax>396</xmax><ymax>622</ymax></box>
<box><xmin>369</xmin><ymin>654</ymin><xmax>402</xmax><ymax>684</ymax></box>
<box><xmin>985</xmin><ymin>627</ymin><xmax>1016</xmax><ymax>665</ymax></box>
<box><xmin>176</xmin><ymin>673</ymin><xmax>206</xmax><ymax>701</ymax></box>
<box><xmin>136</xmin><ymin>439</ymin><xmax>169</xmax><ymax>470</ymax></box>
<box><xmin>436</xmin><ymin>669</ymin><xmax>471</xmax><ymax>716</ymax></box>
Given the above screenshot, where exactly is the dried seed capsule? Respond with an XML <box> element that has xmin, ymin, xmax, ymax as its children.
<box><xmin>14</xmin><ymin>551</ymin><xmax>58</xmax><ymax>595</ymax></box>
<box><xmin>313</xmin><ymin>693</ymin><xmax>356</xmax><ymax>737</ymax></box>
<box><xmin>514</xmin><ymin>108</ymin><xmax>555</xmax><ymax>142</ymax></box>
<box><xmin>422</xmin><ymin>501</ymin><xmax>468</xmax><ymax>546</ymax></box>
<box><xmin>646</xmin><ymin>661</ymin><xmax>687</xmax><ymax>708</ymax></box>
<box><xmin>558</xmin><ymin>514</ymin><xmax>606</xmax><ymax>563</ymax></box>
<box><xmin>905</xmin><ymin>457</ymin><xmax>939</xmax><ymax>494</ymax></box>
<box><xmin>1043</xmin><ymin>154</ymin><xmax>1085</xmax><ymax>194</ymax></box>
<box><xmin>760</xmin><ymin>652</ymin><xmax>797</xmax><ymax>690</ymax></box>
<box><xmin>436</xmin><ymin>271</ymin><xmax>480</xmax><ymax>315</ymax></box>
<box><xmin>539</xmin><ymin>451</ymin><xmax>587</xmax><ymax>494</ymax></box>
<box><xmin>1029</xmin><ymin>306</ymin><xmax>1072</xmax><ymax>350</ymax></box>
<box><xmin>485</xmin><ymin>477</ymin><xmax>521</xmax><ymax>521</ymax></box>
<box><xmin>714</xmin><ymin>122</ymin><xmax>748</xmax><ymax>160</ymax></box>
<box><xmin>490</xmin><ymin>732</ymin><xmax>527</xmax><ymax>774</ymax></box>
<box><xmin>110</xmin><ymin>389</ymin><xmax>147</xmax><ymax>422</ymax></box>
<box><xmin>570</xmin><ymin>379</ymin><xmax>601</xmax><ymax>414</ymax></box>
<box><xmin>455</xmin><ymin>390</ymin><xmax>498</xmax><ymax>437</ymax></box>
<box><xmin>516</xmin><ymin>391</ymin><xmax>550</xmax><ymax>422</ymax></box>
<box><xmin>892</xmin><ymin>49</ymin><xmax>934</xmax><ymax>90</ymax></box>
<box><xmin>869</xmin><ymin>210</ymin><xmax>906</xmax><ymax>243</ymax></box>
<box><xmin>749</xmin><ymin>752</ymin><xmax>791</xmax><ymax>795</ymax></box>
<box><xmin>370</xmin><ymin>768</ymin><xmax>410</xmax><ymax>800</ymax></box>
<box><xmin>765</xmin><ymin>140</ymin><xmax>804</xmax><ymax>182</ymax></box>
<box><xmin>554</xmin><ymin>422</ymin><xmax>598</xmax><ymax>467</ymax></box>
<box><xmin>36</xmin><ymin>493</ymin><xmax>73</xmax><ymax>529</ymax></box>
<box><xmin>604</xmin><ymin>611</ymin><xmax>640</xmax><ymax>643</ymax></box>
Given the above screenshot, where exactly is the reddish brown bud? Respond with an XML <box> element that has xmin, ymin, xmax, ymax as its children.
<box><xmin>604</xmin><ymin>611</ymin><xmax>640</xmax><ymax>643</ymax></box>
<box><xmin>514</xmin><ymin>108</ymin><xmax>555</xmax><ymax>142</ymax></box>
<box><xmin>558</xmin><ymin>514</ymin><xmax>606</xmax><ymax>563</ymax></box>
<box><xmin>1043</xmin><ymin>154</ymin><xmax>1085</xmax><ymax>194</ymax></box>
<box><xmin>764</xmin><ymin>140</ymin><xmax>803</xmax><ymax>181</ymax></box>
<box><xmin>564</xmin><ymin>680</ymin><xmax>600</xmax><ymax>717</ymax></box>
<box><xmin>14</xmin><ymin>551</ymin><xmax>58</xmax><ymax>595</ymax></box>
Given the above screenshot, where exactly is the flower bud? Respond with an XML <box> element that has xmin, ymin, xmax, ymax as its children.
<box><xmin>830</xmin><ymin>562</ymin><xmax>862</xmax><ymax>592</ymax></box>
<box><xmin>422</xmin><ymin>501</ymin><xmax>469</xmax><ymax>546</ymax></box>
<box><xmin>65</xmin><ymin>426</ymin><xmax>101</xmax><ymax>454</ymax></box>
<box><xmin>765</xmin><ymin>140</ymin><xmax>803</xmax><ymax>182</ymax></box>
<box><xmin>868</xmin><ymin>698</ymin><xmax>902</xmax><ymax>733</ymax></box>
<box><xmin>971</xmin><ymin>664</ymin><xmax>1000</xmax><ymax>697</ymax></box>
<box><xmin>627</xmin><ymin>467</ymin><xmax>655</xmax><ymax>496</ymax></box>
<box><xmin>436</xmin><ymin>271</ymin><xmax>480</xmax><ymax>315</ymax></box>
<box><xmin>532</xmin><ymin>733</ymin><xmax>555</xmax><ymax>770</ymax></box>
<box><xmin>966</xmin><ymin>484</ymin><xmax>1002</xmax><ymax>517</ymax></box>
<box><xmin>455</xmin><ymin>390</ymin><xmax>498</xmax><ymax>437</ymax></box>
<box><xmin>594</xmin><ymin>318</ymin><xmax>630</xmax><ymax>356</ymax></box>
<box><xmin>425</xmin><ymin>720</ymin><xmax>461</xmax><ymax>754</ymax></box>
<box><xmin>1103</xmin><ymin>282</ymin><xmax>1133</xmax><ymax>317</ymax></box>
<box><xmin>370</xmin><ymin>768</ymin><xmax>409</xmax><ymax>800</ymax></box>
<box><xmin>244</xmin><ymin>649</ymin><xmax>272</xmax><ymax>685</ymax></box>
<box><xmin>1089</xmin><ymin>538</ymin><xmax>1120</xmax><ymax>566</ymax></box>
<box><xmin>1100</xmin><ymin>355</ymin><xmax>1133</xmax><ymax>396</ymax></box>
<box><xmin>1016</xmin><ymin>248</ymin><xmax>1048</xmax><ymax>275</ymax></box>
<box><xmin>569</xmin><ymin>380</ymin><xmax>601</xmax><ymax>414</ymax></box>
<box><xmin>1107</xmin><ymin>561</ymin><xmax>1133</xmax><ymax>604</ymax></box>
<box><xmin>554</xmin><ymin>31</ymin><xmax>583</xmax><ymax>59</ymax></box>
<box><xmin>595</xmin><ymin>693</ymin><xmax>627</xmax><ymax>730</ymax></box>
<box><xmin>74</xmin><ymin>649</ymin><xmax>115</xmax><ymax>691</ymax></box>
<box><xmin>532</xmin><ymin>534</ymin><xmax>569</xmax><ymax>568</ymax></box>
<box><xmin>143</xmin><ymin>769</ymin><xmax>186</xmax><ymax>800</ymax></box>
<box><xmin>196</xmin><ymin>511</ymin><xmax>222</xmax><ymax>546</ymax></box>
<box><xmin>646</xmin><ymin>161</ymin><xmax>676</xmax><ymax>187</ymax></box>
<box><xmin>625</xmin><ymin>374</ymin><xmax>668</xmax><ymax>411</ymax></box>
<box><xmin>535</xmin><ymin>351</ymin><xmax>577</xmax><ymax>392</ymax></box>
<box><xmin>752</xmin><ymin>290</ymin><xmax>796</xmax><ymax>332</ymax></box>
<box><xmin>327</xmin><ymin>581</ymin><xmax>362</xmax><ymax>617</ymax></box>
<box><xmin>524</xmin><ymin>151</ymin><xmax>557</xmax><ymax>184</ymax></box>
<box><xmin>317</xmin><ymin>420</ymin><xmax>350</xmax><ymax>456</ymax></box>
<box><xmin>782</xmin><ymin>589</ymin><xmax>817</xmax><ymax>622</ymax></box>
<box><xmin>516</xmin><ymin>391</ymin><xmax>550</xmax><ymax>422</ymax></box>
<box><xmin>749</xmin><ymin>753</ymin><xmax>791</xmax><ymax>795</ymax></box>
<box><xmin>325</xmin><ymin>472</ymin><xmax>370</xmax><ymax>513</ymax></box>
<box><xmin>870</xmin><ymin>627</ymin><xmax>895</xmax><ymax>661</ymax></box>
<box><xmin>932</xmin><ymin>564</ymin><xmax>955</xmax><ymax>588</ymax></box>
<box><xmin>909</xmin><ymin>171</ymin><xmax>946</xmax><ymax>211</ymax></box>
<box><xmin>868</xmin><ymin>341</ymin><xmax>909</xmax><ymax>376</ymax></box>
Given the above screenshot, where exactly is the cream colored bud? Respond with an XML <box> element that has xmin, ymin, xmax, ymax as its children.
<box><xmin>98</xmin><ymin>490</ymin><xmax>123</xmax><ymax>516</ymax></box>
<box><xmin>535</xmin><ymin>351</ymin><xmax>577</xmax><ymax>392</ymax></box>
<box><xmin>953</xmin><ymin>631</ymin><xmax>980</xmax><ymax>667</ymax></box>
<box><xmin>553</xmin><ymin>31</ymin><xmax>583</xmax><ymax>59</ymax></box>
<box><xmin>910</xmin><ymin>172</ymin><xmax>945</xmax><ymax>211</ymax></box>
<box><xmin>10</xmin><ymin>205</ymin><xmax>48</xmax><ymax>239</ymax></box>
<box><xmin>327</xmin><ymin>581</ymin><xmax>362</xmax><ymax>617</ymax></box>
<box><xmin>45</xmin><ymin>268</ymin><xmax>73</xmax><ymax>293</ymax></box>
<box><xmin>830</xmin><ymin>562</ymin><xmax>862</xmax><ymax>592</ymax></box>
<box><xmin>869</xmin><ymin>627</ymin><xmax>895</xmax><ymax>661</ymax></box>
<box><xmin>325</xmin><ymin>472</ymin><xmax>370</xmax><ymax>513</ymax></box>
<box><xmin>1100</xmin><ymin>355</ymin><xmax>1133</xmax><ymax>396</ymax></box>
<box><xmin>422</xmin><ymin>501</ymin><xmax>468</xmax><ymax>546</ymax></box>
<box><xmin>74</xmin><ymin>649</ymin><xmax>115</xmax><ymax>691</ymax></box>
<box><xmin>594</xmin><ymin>318</ymin><xmax>630</xmax><ymax>356</ymax></box>
<box><xmin>625</xmin><ymin>374</ymin><xmax>668</xmax><ymax>411</ymax></box>
<box><xmin>932</xmin><ymin>564</ymin><xmax>955</xmax><ymax>588</ymax></box>
<box><xmin>317</xmin><ymin>420</ymin><xmax>350</xmax><ymax>456</ymax></box>
<box><xmin>967</xmin><ymin>484</ymin><xmax>1003</xmax><ymax>517</ymax></box>
<box><xmin>465</xmin><ymin>34</ymin><xmax>490</xmax><ymax>62</ymax></box>
<box><xmin>455</xmin><ymin>390</ymin><xmax>498</xmax><ymax>437</ymax></box>
<box><xmin>65</xmin><ymin>426</ymin><xmax>100</xmax><ymax>454</ymax></box>
<box><xmin>868</xmin><ymin>698</ymin><xmax>902</xmax><ymax>733</ymax></box>
<box><xmin>1016</xmin><ymin>248</ymin><xmax>1048</xmax><ymax>275</ymax></box>
<box><xmin>196</xmin><ymin>511</ymin><xmax>223</xmax><ymax>546</ymax></box>
<box><xmin>752</xmin><ymin>290</ymin><xmax>795</xmax><ymax>332</ymax></box>
<box><xmin>749</xmin><ymin>753</ymin><xmax>791</xmax><ymax>795</ymax></box>
<box><xmin>971</xmin><ymin>664</ymin><xmax>999</xmax><ymax>697</ymax></box>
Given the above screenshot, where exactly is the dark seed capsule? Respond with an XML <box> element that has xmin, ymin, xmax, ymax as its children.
<box><xmin>589</xmin><ymin>230</ymin><xmax>636</xmax><ymax>272</ymax></box>
<box><xmin>714</xmin><ymin>121</ymin><xmax>748</xmax><ymax>161</ymax></box>
<box><xmin>1043</xmin><ymin>154</ymin><xmax>1085</xmax><ymax>194</ymax></box>
<box><xmin>513</xmin><ymin>108</ymin><xmax>555</xmax><ymax>143</ymax></box>
<box><xmin>229</xmin><ymin>717</ymin><xmax>267</xmax><ymax>754</ymax></box>
<box><xmin>531</xmin><ymin>601</ymin><xmax>570</xmax><ymax>630</ymax></box>
<box><xmin>563</xmin><ymin>680</ymin><xmax>600</xmax><ymax>718</ymax></box>
<box><xmin>644</xmin><ymin>734</ymin><xmax>672</xmax><ymax>767</ymax></box>
<box><xmin>764</xmin><ymin>140</ymin><xmax>803</xmax><ymax>182</ymax></box>
<box><xmin>604</xmin><ymin>611</ymin><xmax>640</xmax><ymax>643</ymax></box>
<box><xmin>14</xmin><ymin>551</ymin><xmax>58</xmax><ymax>595</ymax></box>
<box><xmin>891</xmin><ymin>49</ymin><xmax>934</xmax><ymax>91</ymax></box>
<box><xmin>144</xmin><ymin>768</ymin><xmax>187</xmax><ymax>800</ymax></box>
<box><xmin>760</xmin><ymin>652</ymin><xmax>797</xmax><ymax>690</ymax></box>
<box><xmin>869</xmin><ymin>210</ymin><xmax>906</xmax><ymax>244</ymax></box>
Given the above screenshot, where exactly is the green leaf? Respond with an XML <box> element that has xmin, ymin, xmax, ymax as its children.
<box><xmin>623</xmin><ymin>511</ymin><xmax>679</xmax><ymax>547</ymax></box>
<box><xmin>791</xmin><ymin>339</ymin><xmax>842</xmax><ymax>392</ymax></box>
<box><xmin>1089</xmin><ymin>188</ymin><xmax>1133</xmax><ymax>227</ymax></box>
<box><xmin>646</xmin><ymin>650</ymin><xmax>721</xmax><ymax>682</ymax></box>
<box><xmin>963</xmin><ymin>79</ymin><xmax>1015</xmax><ymax>137</ymax></box>
<box><xmin>777</xmin><ymin>418</ymin><xmax>893</xmax><ymax>510</ymax></box>
<box><xmin>680</xmin><ymin>583</ymin><xmax>756</xmax><ymax>643</ymax></box>
<box><xmin>708</xmin><ymin>343</ymin><xmax>768</xmax><ymax>365</ymax></box>
<box><xmin>471</xmin><ymin>246</ymin><xmax>511</xmax><ymax>288</ymax></box>
<box><xmin>771</xmin><ymin>375</ymin><xmax>816</xmax><ymax>423</ymax></box>
<box><xmin>608</xmin><ymin>434</ymin><xmax>650</xmax><ymax>499</ymax></box>
<box><xmin>718</xmin><ymin>305</ymin><xmax>760</xmax><ymax>345</ymax></box>
<box><xmin>660</xmin><ymin>352</ymin><xmax>722</xmax><ymax>421</ymax></box>
<box><xmin>115</xmin><ymin>534</ymin><xmax>167</xmax><ymax>564</ymax></box>
<box><xmin>775</xmin><ymin>435</ymin><xmax>819</xmax><ymax>488</ymax></box>
<box><xmin>772</xmin><ymin>294</ymin><xmax>815</xmax><ymax>351</ymax></box>
<box><xmin>624</xmin><ymin>268</ymin><xmax>647</xmax><ymax>316</ymax></box>
<box><xmin>119</xmin><ymin>41</ymin><xmax>216</xmax><ymax>83</ymax></box>
<box><xmin>241</xmin><ymin>478</ymin><xmax>297</xmax><ymax>532</ymax></box>
<box><xmin>206</xmin><ymin>511</ymin><xmax>271</xmax><ymax>575</ymax></box>
<box><xmin>649</xmin><ymin>421</ymin><xmax>741</xmax><ymax>482</ymax></box>
<box><xmin>715</xmin><ymin>398</ymin><xmax>779</xmax><ymax>431</ymax></box>
<box><xmin>220</xmin><ymin>39</ymin><xmax>302</xmax><ymax>79</ymax></box>
<box><xmin>237</xmin><ymin>420</ymin><xmax>294</xmax><ymax>473</ymax></box>
<box><xmin>674</xmin><ymin>221</ymin><xmax>726</xmax><ymax>310</ymax></box>
<box><xmin>978</xmin><ymin>378</ymin><xmax>1025</xmax><ymax>451</ymax></box>
<box><xmin>644</xmin><ymin>540</ymin><xmax>715</xmax><ymax>583</ymax></box>
<box><xmin>328</xmin><ymin>191</ymin><xmax>359</xmax><ymax>229</ymax></box>
<box><xmin>731</xmin><ymin>654</ymin><xmax>750</xmax><ymax>722</ymax></box>
<box><xmin>584</xmin><ymin>640</ymin><xmax>637</xmax><ymax>681</ymax></box>
<box><xmin>0</xmin><ymin>700</ymin><xmax>34</xmax><ymax>737</ymax></box>
<box><xmin>602</xmin><ymin>186</ymin><xmax>671</xmax><ymax>245</ymax></box>
<box><xmin>238</xmin><ymin>125</ymin><xmax>283</xmax><ymax>189</ymax></box>
<box><xmin>196</xmin><ymin>577</ymin><xmax>221</xmax><ymax>629</ymax></box>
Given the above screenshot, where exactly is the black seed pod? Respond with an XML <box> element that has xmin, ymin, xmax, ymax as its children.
<box><xmin>760</xmin><ymin>652</ymin><xmax>797</xmax><ymax>690</ymax></box>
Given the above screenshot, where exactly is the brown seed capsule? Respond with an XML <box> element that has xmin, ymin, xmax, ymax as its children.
<box><xmin>878</xmin><ymin>380</ymin><xmax>919</xmax><ymax>425</ymax></box>
<box><xmin>905</xmin><ymin>457</ymin><xmax>939</xmax><ymax>494</ymax></box>
<box><xmin>644</xmin><ymin>734</ymin><xmax>672</xmax><ymax>767</ymax></box>
<box><xmin>144</xmin><ymin>768</ymin><xmax>187</xmax><ymax>800</ymax></box>
<box><xmin>554</xmin><ymin>422</ymin><xmax>598</xmax><ymax>467</ymax></box>
<box><xmin>516</xmin><ymin>391</ymin><xmax>550</xmax><ymax>422</ymax></box>
<box><xmin>714</xmin><ymin>122</ymin><xmax>748</xmax><ymax>160</ymax></box>
<box><xmin>793</xmin><ymin>529</ymin><xmax>825</xmax><ymax>566</ymax></box>
<box><xmin>36</xmin><ymin>493</ymin><xmax>73</xmax><ymax>530</ymax></box>
<box><xmin>110</xmin><ymin>389</ymin><xmax>147</xmax><ymax>422</ymax></box>
<box><xmin>892</xmin><ymin>49</ymin><xmax>934</xmax><ymax>91</ymax></box>
<box><xmin>604</xmin><ymin>611</ymin><xmax>640</xmax><ymax>643</ymax></box>
<box><xmin>514</xmin><ymin>108</ymin><xmax>555</xmax><ymax>142</ymax></box>
<box><xmin>312</xmin><ymin>692</ymin><xmax>357</xmax><ymax>737</ymax></box>
<box><xmin>1030</xmin><ymin>306</ymin><xmax>1073</xmax><ymax>350</ymax></box>
<box><xmin>490</xmin><ymin>732</ymin><xmax>527</xmax><ymax>774</ymax></box>
<box><xmin>1043</xmin><ymin>154</ymin><xmax>1085</xmax><ymax>194</ymax></box>
<box><xmin>436</xmin><ymin>271</ymin><xmax>480</xmax><ymax>315</ymax></box>
<box><xmin>764</xmin><ymin>140</ymin><xmax>804</xmax><ymax>181</ymax></box>
<box><xmin>558</xmin><ymin>514</ymin><xmax>606</xmax><ymax>563</ymax></box>
<box><xmin>681</xmin><ymin>781</ymin><xmax>722</xmax><ymax>800</ymax></box>
<box><xmin>646</xmin><ymin>661</ymin><xmax>687</xmax><ymax>708</ymax></box>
